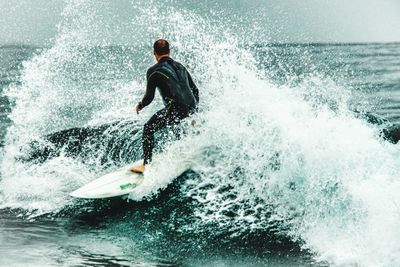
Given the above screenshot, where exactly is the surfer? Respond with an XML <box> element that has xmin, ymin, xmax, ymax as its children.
<box><xmin>130</xmin><ymin>39</ymin><xmax>199</xmax><ymax>173</ymax></box>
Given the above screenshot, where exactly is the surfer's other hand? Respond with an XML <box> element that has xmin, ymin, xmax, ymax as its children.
<box><xmin>136</xmin><ymin>104</ymin><xmax>142</xmax><ymax>114</ymax></box>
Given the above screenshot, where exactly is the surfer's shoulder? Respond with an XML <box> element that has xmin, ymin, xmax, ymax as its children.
<box><xmin>146</xmin><ymin>60</ymin><xmax>172</xmax><ymax>80</ymax></box>
<box><xmin>146</xmin><ymin>64</ymin><xmax>160</xmax><ymax>79</ymax></box>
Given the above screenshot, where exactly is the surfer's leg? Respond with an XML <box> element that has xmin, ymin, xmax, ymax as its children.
<box><xmin>142</xmin><ymin>107</ymin><xmax>190</xmax><ymax>166</ymax></box>
<box><xmin>168</xmin><ymin>108</ymin><xmax>190</xmax><ymax>139</ymax></box>
<box><xmin>142</xmin><ymin>109</ymin><xmax>169</xmax><ymax>165</ymax></box>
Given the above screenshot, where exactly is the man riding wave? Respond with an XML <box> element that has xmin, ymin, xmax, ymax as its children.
<box><xmin>130</xmin><ymin>39</ymin><xmax>199</xmax><ymax>173</ymax></box>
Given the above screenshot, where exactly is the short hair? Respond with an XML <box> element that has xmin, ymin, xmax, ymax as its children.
<box><xmin>153</xmin><ymin>39</ymin><xmax>170</xmax><ymax>55</ymax></box>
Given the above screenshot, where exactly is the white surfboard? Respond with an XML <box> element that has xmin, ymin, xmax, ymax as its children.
<box><xmin>70</xmin><ymin>160</ymin><xmax>145</xmax><ymax>199</ymax></box>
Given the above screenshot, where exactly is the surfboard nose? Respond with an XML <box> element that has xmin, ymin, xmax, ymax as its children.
<box><xmin>69</xmin><ymin>188</ymin><xmax>91</xmax><ymax>198</ymax></box>
<box><xmin>69</xmin><ymin>189</ymin><xmax>109</xmax><ymax>199</ymax></box>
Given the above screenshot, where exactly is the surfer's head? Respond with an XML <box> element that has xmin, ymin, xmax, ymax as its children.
<box><xmin>153</xmin><ymin>39</ymin><xmax>170</xmax><ymax>60</ymax></box>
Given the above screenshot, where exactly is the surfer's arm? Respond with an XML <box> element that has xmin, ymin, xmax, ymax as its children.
<box><xmin>188</xmin><ymin>72</ymin><xmax>199</xmax><ymax>103</ymax></box>
<box><xmin>138</xmin><ymin>69</ymin><xmax>157</xmax><ymax>109</ymax></box>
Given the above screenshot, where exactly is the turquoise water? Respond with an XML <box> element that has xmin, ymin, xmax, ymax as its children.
<box><xmin>1</xmin><ymin>1</ymin><xmax>400</xmax><ymax>266</ymax></box>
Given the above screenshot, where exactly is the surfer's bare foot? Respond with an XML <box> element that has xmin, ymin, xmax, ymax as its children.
<box><xmin>130</xmin><ymin>163</ymin><xmax>145</xmax><ymax>173</ymax></box>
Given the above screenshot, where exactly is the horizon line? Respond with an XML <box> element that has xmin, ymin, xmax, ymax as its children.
<box><xmin>1</xmin><ymin>41</ymin><xmax>400</xmax><ymax>49</ymax></box>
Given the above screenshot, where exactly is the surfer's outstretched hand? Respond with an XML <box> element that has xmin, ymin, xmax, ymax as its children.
<box><xmin>135</xmin><ymin>104</ymin><xmax>142</xmax><ymax>114</ymax></box>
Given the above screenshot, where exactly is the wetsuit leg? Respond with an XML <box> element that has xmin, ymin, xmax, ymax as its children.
<box><xmin>142</xmin><ymin>107</ymin><xmax>189</xmax><ymax>164</ymax></box>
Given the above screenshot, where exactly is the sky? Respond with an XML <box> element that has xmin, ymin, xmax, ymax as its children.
<box><xmin>0</xmin><ymin>0</ymin><xmax>400</xmax><ymax>45</ymax></box>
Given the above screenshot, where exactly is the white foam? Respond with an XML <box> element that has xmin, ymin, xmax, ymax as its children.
<box><xmin>1</xmin><ymin>1</ymin><xmax>400</xmax><ymax>265</ymax></box>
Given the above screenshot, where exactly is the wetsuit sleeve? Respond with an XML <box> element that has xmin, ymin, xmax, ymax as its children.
<box><xmin>138</xmin><ymin>69</ymin><xmax>157</xmax><ymax>109</ymax></box>
<box><xmin>188</xmin><ymin>72</ymin><xmax>199</xmax><ymax>103</ymax></box>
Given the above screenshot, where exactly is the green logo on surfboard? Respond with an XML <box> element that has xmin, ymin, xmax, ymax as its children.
<box><xmin>120</xmin><ymin>183</ymin><xmax>137</xmax><ymax>190</ymax></box>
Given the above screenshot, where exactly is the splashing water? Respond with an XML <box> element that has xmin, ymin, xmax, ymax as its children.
<box><xmin>1</xmin><ymin>0</ymin><xmax>400</xmax><ymax>266</ymax></box>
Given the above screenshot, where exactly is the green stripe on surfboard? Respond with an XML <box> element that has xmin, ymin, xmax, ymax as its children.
<box><xmin>120</xmin><ymin>183</ymin><xmax>138</xmax><ymax>190</ymax></box>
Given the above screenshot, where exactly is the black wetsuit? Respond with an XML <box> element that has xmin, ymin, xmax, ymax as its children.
<box><xmin>138</xmin><ymin>57</ymin><xmax>199</xmax><ymax>164</ymax></box>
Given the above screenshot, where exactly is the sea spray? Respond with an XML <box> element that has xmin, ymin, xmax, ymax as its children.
<box><xmin>1</xmin><ymin>1</ymin><xmax>400</xmax><ymax>266</ymax></box>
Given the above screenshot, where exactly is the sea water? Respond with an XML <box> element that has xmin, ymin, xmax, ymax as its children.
<box><xmin>1</xmin><ymin>1</ymin><xmax>400</xmax><ymax>266</ymax></box>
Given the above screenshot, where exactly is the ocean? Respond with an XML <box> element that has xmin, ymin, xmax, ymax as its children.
<box><xmin>1</xmin><ymin>1</ymin><xmax>400</xmax><ymax>266</ymax></box>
